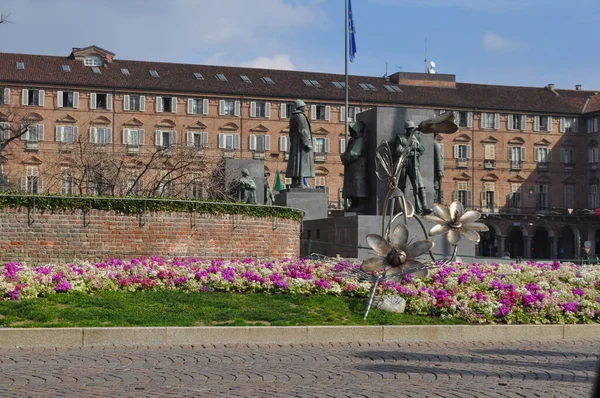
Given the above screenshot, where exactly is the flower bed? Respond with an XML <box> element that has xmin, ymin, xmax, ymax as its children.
<box><xmin>2</xmin><ymin>257</ymin><xmax>600</xmax><ymax>324</ymax></box>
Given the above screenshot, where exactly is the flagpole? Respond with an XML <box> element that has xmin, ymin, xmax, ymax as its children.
<box><xmin>344</xmin><ymin>0</ymin><xmax>349</xmax><ymax>213</ymax></box>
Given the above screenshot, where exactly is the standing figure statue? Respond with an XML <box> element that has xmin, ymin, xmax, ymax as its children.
<box><xmin>239</xmin><ymin>168</ymin><xmax>257</xmax><ymax>204</ymax></box>
<box><xmin>433</xmin><ymin>133</ymin><xmax>444</xmax><ymax>204</ymax></box>
<box><xmin>286</xmin><ymin>99</ymin><xmax>315</xmax><ymax>188</ymax></box>
<box><xmin>341</xmin><ymin>121</ymin><xmax>368</xmax><ymax>212</ymax></box>
<box><xmin>264</xmin><ymin>171</ymin><xmax>275</xmax><ymax>205</ymax></box>
<box><xmin>395</xmin><ymin>120</ymin><xmax>431</xmax><ymax>215</ymax></box>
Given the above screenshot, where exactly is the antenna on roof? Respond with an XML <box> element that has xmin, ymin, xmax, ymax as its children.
<box><xmin>383</xmin><ymin>62</ymin><xmax>390</xmax><ymax>81</ymax></box>
<box><xmin>424</xmin><ymin>38</ymin><xmax>427</xmax><ymax>73</ymax></box>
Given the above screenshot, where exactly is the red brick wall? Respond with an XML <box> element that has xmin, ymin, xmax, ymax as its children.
<box><xmin>0</xmin><ymin>208</ymin><xmax>300</xmax><ymax>264</ymax></box>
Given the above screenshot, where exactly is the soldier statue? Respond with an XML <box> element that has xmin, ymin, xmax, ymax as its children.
<box><xmin>239</xmin><ymin>168</ymin><xmax>257</xmax><ymax>204</ymax></box>
<box><xmin>286</xmin><ymin>99</ymin><xmax>315</xmax><ymax>188</ymax></box>
<box><xmin>396</xmin><ymin>120</ymin><xmax>431</xmax><ymax>215</ymax></box>
<box><xmin>341</xmin><ymin>121</ymin><xmax>368</xmax><ymax>212</ymax></box>
<box><xmin>433</xmin><ymin>133</ymin><xmax>444</xmax><ymax>204</ymax></box>
<box><xmin>264</xmin><ymin>171</ymin><xmax>275</xmax><ymax>205</ymax></box>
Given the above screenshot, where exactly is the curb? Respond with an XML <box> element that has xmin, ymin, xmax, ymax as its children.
<box><xmin>1</xmin><ymin>324</ymin><xmax>599</xmax><ymax>348</ymax></box>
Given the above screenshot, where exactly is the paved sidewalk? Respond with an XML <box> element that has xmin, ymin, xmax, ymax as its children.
<box><xmin>1</xmin><ymin>339</ymin><xmax>598</xmax><ymax>397</ymax></box>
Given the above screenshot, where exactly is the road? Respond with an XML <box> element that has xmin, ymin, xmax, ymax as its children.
<box><xmin>0</xmin><ymin>339</ymin><xmax>598</xmax><ymax>397</ymax></box>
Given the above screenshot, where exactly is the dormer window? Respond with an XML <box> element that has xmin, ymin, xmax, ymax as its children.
<box><xmin>84</xmin><ymin>55</ymin><xmax>102</xmax><ymax>66</ymax></box>
<box><xmin>193</xmin><ymin>72</ymin><xmax>204</xmax><ymax>80</ymax></box>
<box><xmin>149</xmin><ymin>70</ymin><xmax>159</xmax><ymax>78</ymax></box>
<box><xmin>121</xmin><ymin>68</ymin><xmax>130</xmax><ymax>76</ymax></box>
<box><xmin>216</xmin><ymin>74</ymin><xmax>228</xmax><ymax>81</ymax></box>
<box><xmin>240</xmin><ymin>75</ymin><xmax>251</xmax><ymax>83</ymax></box>
<box><xmin>16</xmin><ymin>62</ymin><xmax>25</xmax><ymax>70</ymax></box>
<box><xmin>61</xmin><ymin>65</ymin><xmax>71</xmax><ymax>72</ymax></box>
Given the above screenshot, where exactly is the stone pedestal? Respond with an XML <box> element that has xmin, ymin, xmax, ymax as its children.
<box><xmin>275</xmin><ymin>188</ymin><xmax>328</xmax><ymax>221</ymax></box>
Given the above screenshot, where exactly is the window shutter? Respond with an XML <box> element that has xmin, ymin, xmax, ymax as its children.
<box><xmin>340</xmin><ymin>138</ymin><xmax>346</xmax><ymax>153</ymax></box>
<box><xmin>325</xmin><ymin>105</ymin><xmax>331</xmax><ymax>121</ymax></box>
<box><xmin>156</xmin><ymin>96</ymin><xmax>163</xmax><ymax>113</ymax></box>
<box><xmin>202</xmin><ymin>99</ymin><xmax>209</xmax><ymax>115</ymax></box>
<box><xmin>249</xmin><ymin>134</ymin><xmax>257</xmax><ymax>150</ymax></box>
<box><xmin>547</xmin><ymin>116</ymin><xmax>552</xmax><ymax>132</ymax></box>
<box><xmin>21</xmin><ymin>89</ymin><xmax>28</xmax><ymax>105</ymax></box>
<box><xmin>73</xmin><ymin>92</ymin><xmax>79</xmax><ymax>108</ymax></box>
<box><xmin>123</xmin><ymin>95</ymin><xmax>130</xmax><ymax>111</ymax></box>
<box><xmin>187</xmin><ymin>98</ymin><xmax>193</xmax><ymax>114</ymax></box>
<box><xmin>595</xmin><ymin>118</ymin><xmax>599</xmax><ymax>132</ymax></box>
<box><xmin>521</xmin><ymin>147</ymin><xmax>526</xmax><ymax>161</ymax></box>
<box><xmin>265</xmin><ymin>135</ymin><xmax>271</xmax><ymax>151</ymax></box>
<box><xmin>219</xmin><ymin>100</ymin><xmax>225</xmax><ymax>115</ymax></box>
<box><xmin>155</xmin><ymin>130</ymin><xmax>162</xmax><ymax>146</ymax></box>
<box><xmin>453</xmin><ymin>190</ymin><xmax>458</xmax><ymax>201</ymax></box>
<box><xmin>490</xmin><ymin>145</ymin><xmax>495</xmax><ymax>160</ymax></box>
<box><xmin>139</xmin><ymin>129</ymin><xmax>145</xmax><ymax>145</ymax></box>
<box><xmin>481</xmin><ymin>112</ymin><xmax>487</xmax><ymax>129</ymax></box>
<box><xmin>355</xmin><ymin>107</ymin><xmax>361</xmax><ymax>116</ymax></box>
<box><xmin>324</xmin><ymin>138</ymin><xmax>330</xmax><ymax>153</ymax></box>
<box><xmin>234</xmin><ymin>133</ymin><xmax>240</xmax><ymax>149</ymax></box>
<box><xmin>55</xmin><ymin>126</ymin><xmax>62</xmax><ymax>142</ymax></box>
<box><xmin>106</xmin><ymin>94</ymin><xmax>113</xmax><ymax>110</ymax></box>
<box><xmin>123</xmin><ymin>129</ymin><xmax>129</xmax><ymax>145</ymax></box>
<box><xmin>106</xmin><ymin>128</ymin><xmax>112</xmax><ymax>144</ymax></box>
<box><xmin>481</xmin><ymin>191</ymin><xmax>487</xmax><ymax>208</ymax></box>
<box><xmin>508</xmin><ymin>147</ymin><xmax>513</xmax><ymax>160</ymax></box>
<box><xmin>89</xmin><ymin>127</ymin><xmax>97</xmax><ymax>143</ymax></box>
<box><xmin>90</xmin><ymin>93</ymin><xmax>97</xmax><ymax>110</ymax></box>
<box><xmin>187</xmin><ymin>132</ymin><xmax>194</xmax><ymax>146</ymax></box>
<box><xmin>533</xmin><ymin>116</ymin><xmax>540</xmax><ymax>131</ymax></box>
<box><xmin>280</xmin><ymin>104</ymin><xmax>287</xmax><ymax>119</ymax></box>
<box><xmin>454</xmin><ymin>111</ymin><xmax>460</xmax><ymax>126</ymax></box>
<box><xmin>467</xmin><ymin>111</ymin><xmax>473</xmax><ymax>128</ymax></box>
<box><xmin>20</xmin><ymin>176</ymin><xmax>27</xmax><ymax>193</ymax></box>
<box><xmin>73</xmin><ymin>126</ymin><xmax>79</xmax><ymax>141</ymax></box>
<box><xmin>280</xmin><ymin>136</ymin><xmax>288</xmax><ymax>152</ymax></box>
<box><xmin>201</xmin><ymin>132</ymin><xmax>208</xmax><ymax>146</ymax></box>
<box><xmin>507</xmin><ymin>114</ymin><xmax>514</xmax><ymax>130</ymax></box>
<box><xmin>21</xmin><ymin>125</ymin><xmax>27</xmax><ymax>140</ymax></box>
<box><xmin>139</xmin><ymin>96</ymin><xmax>145</xmax><ymax>112</ymax></box>
<box><xmin>534</xmin><ymin>148</ymin><xmax>539</xmax><ymax>162</ymax></box>
<box><xmin>466</xmin><ymin>145</ymin><xmax>472</xmax><ymax>159</ymax></box>
<box><xmin>453</xmin><ymin>144</ymin><xmax>459</xmax><ymax>158</ymax></box>
<box><xmin>572</xmin><ymin>118</ymin><xmax>578</xmax><ymax>133</ymax></box>
<box><xmin>559</xmin><ymin>117</ymin><xmax>565</xmax><ymax>133</ymax></box>
<box><xmin>250</xmin><ymin>101</ymin><xmax>257</xmax><ymax>117</ymax></box>
<box><xmin>560</xmin><ymin>148</ymin><xmax>565</xmax><ymax>163</ymax></box>
<box><xmin>520</xmin><ymin>115</ymin><xmax>526</xmax><ymax>130</ymax></box>
<box><xmin>494</xmin><ymin>113</ymin><xmax>500</xmax><ymax>129</ymax></box>
<box><xmin>57</xmin><ymin>91</ymin><xmax>63</xmax><ymax>108</ymax></box>
<box><xmin>38</xmin><ymin>124</ymin><xmax>44</xmax><ymax>140</ymax></box>
<box><xmin>313</xmin><ymin>137</ymin><xmax>317</xmax><ymax>150</ymax></box>
<box><xmin>3</xmin><ymin>88</ymin><xmax>9</xmax><ymax>105</ymax></box>
<box><xmin>218</xmin><ymin>133</ymin><xmax>225</xmax><ymax>148</ymax></box>
<box><xmin>38</xmin><ymin>90</ymin><xmax>44</xmax><ymax>106</ymax></box>
<box><xmin>234</xmin><ymin>101</ymin><xmax>241</xmax><ymax>117</ymax></box>
<box><xmin>172</xmin><ymin>97</ymin><xmax>177</xmax><ymax>113</ymax></box>
<box><xmin>265</xmin><ymin>102</ymin><xmax>271</xmax><ymax>119</ymax></box>
<box><xmin>170</xmin><ymin>130</ymin><xmax>176</xmax><ymax>144</ymax></box>
<box><xmin>467</xmin><ymin>190</ymin><xmax>473</xmax><ymax>207</ymax></box>
<box><xmin>311</xmin><ymin>105</ymin><xmax>316</xmax><ymax>120</ymax></box>
<box><xmin>340</xmin><ymin>106</ymin><xmax>346</xmax><ymax>122</ymax></box>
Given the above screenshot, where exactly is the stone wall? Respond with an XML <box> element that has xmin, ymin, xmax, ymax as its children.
<box><xmin>0</xmin><ymin>207</ymin><xmax>300</xmax><ymax>264</ymax></box>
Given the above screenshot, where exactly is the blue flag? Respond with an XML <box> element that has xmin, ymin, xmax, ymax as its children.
<box><xmin>348</xmin><ymin>0</ymin><xmax>357</xmax><ymax>62</ymax></box>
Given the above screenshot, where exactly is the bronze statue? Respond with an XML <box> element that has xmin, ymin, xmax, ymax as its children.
<box><xmin>395</xmin><ymin>120</ymin><xmax>431</xmax><ymax>215</ymax></box>
<box><xmin>264</xmin><ymin>171</ymin><xmax>275</xmax><ymax>205</ymax></box>
<box><xmin>433</xmin><ymin>133</ymin><xmax>444</xmax><ymax>203</ymax></box>
<box><xmin>341</xmin><ymin>121</ymin><xmax>367</xmax><ymax>212</ymax></box>
<box><xmin>286</xmin><ymin>99</ymin><xmax>315</xmax><ymax>188</ymax></box>
<box><xmin>239</xmin><ymin>168</ymin><xmax>256</xmax><ymax>204</ymax></box>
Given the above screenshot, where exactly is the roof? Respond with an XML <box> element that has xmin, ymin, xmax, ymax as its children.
<box><xmin>0</xmin><ymin>51</ymin><xmax>597</xmax><ymax>115</ymax></box>
<box><xmin>585</xmin><ymin>93</ymin><xmax>600</xmax><ymax>114</ymax></box>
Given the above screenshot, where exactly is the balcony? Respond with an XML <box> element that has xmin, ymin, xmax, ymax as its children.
<box><xmin>456</xmin><ymin>158</ymin><xmax>468</xmax><ymax>168</ymax></box>
<box><xmin>315</xmin><ymin>153</ymin><xmax>326</xmax><ymax>163</ymax></box>
<box><xmin>58</xmin><ymin>143</ymin><xmax>73</xmax><ymax>153</ymax></box>
<box><xmin>126</xmin><ymin>145</ymin><xmax>139</xmax><ymax>154</ymax></box>
<box><xmin>510</xmin><ymin>161</ymin><xmax>523</xmax><ymax>170</ymax></box>
<box><xmin>25</xmin><ymin>140</ymin><xmax>39</xmax><ymax>151</ymax></box>
<box><xmin>223</xmin><ymin>150</ymin><xmax>235</xmax><ymax>159</ymax></box>
<box><xmin>483</xmin><ymin>160</ymin><xmax>495</xmax><ymax>170</ymax></box>
<box><xmin>537</xmin><ymin>162</ymin><xmax>549</xmax><ymax>170</ymax></box>
<box><xmin>590</xmin><ymin>162</ymin><xmax>598</xmax><ymax>172</ymax></box>
<box><xmin>564</xmin><ymin>163</ymin><xmax>574</xmax><ymax>171</ymax></box>
<box><xmin>253</xmin><ymin>151</ymin><xmax>266</xmax><ymax>160</ymax></box>
<box><xmin>93</xmin><ymin>144</ymin><xmax>108</xmax><ymax>153</ymax></box>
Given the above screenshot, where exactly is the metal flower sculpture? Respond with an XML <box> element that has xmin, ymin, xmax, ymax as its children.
<box><xmin>425</xmin><ymin>201</ymin><xmax>489</xmax><ymax>246</ymax></box>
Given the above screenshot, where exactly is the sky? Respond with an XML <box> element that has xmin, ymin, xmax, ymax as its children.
<box><xmin>1</xmin><ymin>0</ymin><xmax>600</xmax><ymax>90</ymax></box>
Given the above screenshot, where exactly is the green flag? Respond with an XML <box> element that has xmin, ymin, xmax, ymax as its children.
<box><xmin>274</xmin><ymin>170</ymin><xmax>285</xmax><ymax>192</ymax></box>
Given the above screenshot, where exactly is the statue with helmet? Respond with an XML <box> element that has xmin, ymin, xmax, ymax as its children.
<box><xmin>395</xmin><ymin>119</ymin><xmax>432</xmax><ymax>215</ymax></box>
<box><xmin>286</xmin><ymin>99</ymin><xmax>315</xmax><ymax>188</ymax></box>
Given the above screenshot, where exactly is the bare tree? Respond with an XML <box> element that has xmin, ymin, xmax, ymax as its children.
<box><xmin>0</xmin><ymin>106</ymin><xmax>38</xmax><ymax>191</ymax></box>
<box><xmin>0</xmin><ymin>13</ymin><xmax>13</xmax><ymax>24</ymax></box>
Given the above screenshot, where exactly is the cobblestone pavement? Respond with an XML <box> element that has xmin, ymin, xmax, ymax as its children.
<box><xmin>0</xmin><ymin>339</ymin><xmax>598</xmax><ymax>397</ymax></box>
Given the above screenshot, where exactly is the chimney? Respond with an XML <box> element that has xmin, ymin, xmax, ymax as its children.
<box><xmin>545</xmin><ymin>83</ymin><xmax>559</xmax><ymax>96</ymax></box>
<box><xmin>576</xmin><ymin>84</ymin><xmax>582</xmax><ymax>91</ymax></box>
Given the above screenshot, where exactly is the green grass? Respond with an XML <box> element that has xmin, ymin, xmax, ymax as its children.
<box><xmin>0</xmin><ymin>291</ymin><xmax>466</xmax><ymax>328</ymax></box>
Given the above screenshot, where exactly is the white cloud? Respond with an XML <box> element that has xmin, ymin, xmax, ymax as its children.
<box><xmin>240</xmin><ymin>55</ymin><xmax>295</xmax><ymax>70</ymax></box>
<box><xmin>482</xmin><ymin>32</ymin><xmax>526</xmax><ymax>51</ymax></box>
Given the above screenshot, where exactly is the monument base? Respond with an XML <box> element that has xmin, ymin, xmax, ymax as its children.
<box><xmin>301</xmin><ymin>215</ymin><xmax>476</xmax><ymax>260</ymax></box>
<box><xmin>274</xmin><ymin>188</ymin><xmax>328</xmax><ymax>221</ymax></box>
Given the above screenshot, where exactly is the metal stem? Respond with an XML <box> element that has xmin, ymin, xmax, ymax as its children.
<box><xmin>363</xmin><ymin>274</ymin><xmax>383</xmax><ymax>320</ymax></box>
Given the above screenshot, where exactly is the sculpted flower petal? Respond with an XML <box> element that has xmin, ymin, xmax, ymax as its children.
<box><xmin>461</xmin><ymin>229</ymin><xmax>481</xmax><ymax>243</ymax></box>
<box><xmin>402</xmin><ymin>260</ymin><xmax>426</xmax><ymax>274</ymax></box>
<box><xmin>405</xmin><ymin>240</ymin><xmax>434</xmax><ymax>259</ymax></box>
<box><xmin>424</xmin><ymin>214</ymin><xmax>446</xmax><ymax>224</ymax></box>
<box><xmin>360</xmin><ymin>256</ymin><xmax>385</xmax><ymax>272</ymax></box>
<box><xmin>449</xmin><ymin>201</ymin><xmax>464</xmax><ymax>221</ymax></box>
<box><xmin>366</xmin><ymin>234</ymin><xmax>392</xmax><ymax>256</ymax></box>
<box><xmin>429</xmin><ymin>224</ymin><xmax>450</xmax><ymax>236</ymax></box>
<box><xmin>447</xmin><ymin>229</ymin><xmax>462</xmax><ymax>246</ymax></box>
<box><xmin>433</xmin><ymin>203</ymin><xmax>451</xmax><ymax>222</ymax></box>
<box><xmin>462</xmin><ymin>222</ymin><xmax>489</xmax><ymax>232</ymax></box>
<box><xmin>460</xmin><ymin>210</ymin><xmax>481</xmax><ymax>224</ymax></box>
<box><xmin>391</xmin><ymin>224</ymin><xmax>409</xmax><ymax>250</ymax></box>
<box><xmin>403</xmin><ymin>199</ymin><xmax>415</xmax><ymax>218</ymax></box>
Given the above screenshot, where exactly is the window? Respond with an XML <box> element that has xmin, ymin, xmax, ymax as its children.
<box><xmin>156</xmin><ymin>180</ymin><xmax>172</xmax><ymax>197</ymax></box>
<box><xmin>121</xmin><ymin>68</ymin><xmax>130</xmax><ymax>76</ymax></box>
<box><xmin>508</xmin><ymin>114</ymin><xmax>526</xmax><ymax>130</ymax></box>
<box><xmin>535</xmin><ymin>116</ymin><xmax>552</xmax><ymax>132</ymax></box>
<box><xmin>534</xmin><ymin>147</ymin><xmax>550</xmax><ymax>168</ymax></box>
<box><xmin>590</xmin><ymin>184</ymin><xmax>598</xmax><ymax>208</ymax></box>
<box><xmin>249</xmin><ymin>134</ymin><xmax>271</xmax><ymax>152</ymax></box>
<box><xmin>359</xmin><ymin>83</ymin><xmax>376</xmax><ymax>91</ymax></box>
<box><xmin>484</xmin><ymin>144</ymin><xmax>495</xmax><ymax>160</ymax></box>
<box><xmin>561</xmin><ymin>148</ymin><xmax>574</xmax><ymax>165</ymax></box>
<box><xmin>240</xmin><ymin>75</ymin><xmax>251</xmax><ymax>83</ymax></box>
<box><xmin>92</xmin><ymin>67</ymin><xmax>101</xmax><ymax>74</ymax></box>
<box><xmin>333</xmin><ymin>82</ymin><xmax>346</xmax><ymax>89</ymax></box>
<box><xmin>90</xmin><ymin>127</ymin><xmax>112</xmax><ymax>145</ymax></box>
<box><xmin>55</xmin><ymin>126</ymin><xmax>78</xmax><ymax>143</ymax></box>
<box><xmin>315</xmin><ymin>176</ymin><xmax>327</xmax><ymax>189</ymax></box>
<box><xmin>21</xmin><ymin>89</ymin><xmax>44</xmax><ymax>106</ymax></box>
<box><xmin>313</xmin><ymin>137</ymin><xmax>330</xmax><ymax>154</ymax></box>
<box><xmin>0</xmin><ymin>121</ymin><xmax>9</xmax><ymax>140</ymax></box>
<box><xmin>126</xmin><ymin>176</ymin><xmax>141</xmax><ymax>196</ymax></box>
<box><xmin>1</xmin><ymin>87</ymin><xmax>10</xmax><ymax>105</ymax></box>
<box><xmin>587</xmin><ymin>118</ymin><xmax>599</xmax><ymax>133</ymax></box>
<box><xmin>481</xmin><ymin>112</ymin><xmax>499</xmax><ymax>129</ymax></box>
<box><xmin>383</xmin><ymin>84</ymin><xmax>402</xmax><ymax>92</ymax></box>
<box><xmin>61</xmin><ymin>169</ymin><xmax>73</xmax><ymax>195</ymax></box>
<box><xmin>156</xmin><ymin>96</ymin><xmax>177</xmax><ymax>113</ymax></box>
<box><xmin>535</xmin><ymin>184</ymin><xmax>549</xmax><ymax>211</ymax></box>
<box><xmin>482</xmin><ymin>182</ymin><xmax>495</xmax><ymax>212</ymax></box>
<box><xmin>193</xmin><ymin>72</ymin><xmax>204</xmax><ymax>80</ymax></box>
<box><xmin>250</xmin><ymin>101</ymin><xmax>270</xmax><ymax>118</ymax></box>
<box><xmin>155</xmin><ymin>130</ymin><xmax>176</xmax><ymax>148</ymax></box>
<box><xmin>122</xmin><ymin>129</ymin><xmax>145</xmax><ymax>146</ymax></box>
<box><xmin>302</xmin><ymin>79</ymin><xmax>320</xmax><ymax>87</ymax></box>
<box><xmin>218</xmin><ymin>133</ymin><xmax>240</xmax><ymax>150</ymax></box>
<box><xmin>509</xmin><ymin>146</ymin><xmax>525</xmax><ymax>169</ymax></box>
<box><xmin>262</xmin><ymin>77</ymin><xmax>275</xmax><ymax>84</ymax></box>
<box><xmin>219</xmin><ymin>99</ymin><xmax>240</xmax><ymax>116</ymax></box>
<box><xmin>90</xmin><ymin>93</ymin><xmax>112</xmax><ymax>110</ymax></box>
<box><xmin>57</xmin><ymin>91</ymin><xmax>79</xmax><ymax>108</ymax></box>
<box><xmin>61</xmin><ymin>65</ymin><xmax>71</xmax><ymax>72</ymax></box>
<box><xmin>340</xmin><ymin>106</ymin><xmax>361</xmax><ymax>122</ymax></box>
<box><xmin>457</xmin><ymin>111</ymin><xmax>473</xmax><ymax>128</ymax></box>
<box><xmin>510</xmin><ymin>184</ymin><xmax>522</xmax><ymax>208</ymax></box>
<box><xmin>123</xmin><ymin>95</ymin><xmax>145</xmax><ymax>111</ymax></box>
<box><xmin>590</xmin><ymin>148</ymin><xmax>599</xmax><ymax>164</ymax></box>
<box><xmin>280</xmin><ymin>102</ymin><xmax>295</xmax><ymax>119</ymax></box>
<box><xmin>564</xmin><ymin>185</ymin><xmax>575</xmax><ymax>209</ymax></box>
<box><xmin>215</xmin><ymin>74</ymin><xmax>228</xmax><ymax>81</ymax></box>
<box><xmin>22</xmin><ymin>166</ymin><xmax>41</xmax><ymax>194</ymax></box>
<box><xmin>453</xmin><ymin>144</ymin><xmax>471</xmax><ymax>159</ymax></box>
<box><xmin>84</xmin><ymin>55</ymin><xmax>101</xmax><ymax>66</ymax></box>
<box><xmin>186</xmin><ymin>131</ymin><xmax>208</xmax><ymax>149</ymax></box>
<box><xmin>279</xmin><ymin>136</ymin><xmax>289</xmax><ymax>153</ymax></box>
<box><xmin>22</xmin><ymin>124</ymin><xmax>44</xmax><ymax>142</ymax></box>
<box><xmin>188</xmin><ymin>174</ymin><xmax>203</xmax><ymax>198</ymax></box>
<box><xmin>187</xmin><ymin>98</ymin><xmax>208</xmax><ymax>115</ymax></box>
<box><xmin>311</xmin><ymin>104</ymin><xmax>330</xmax><ymax>121</ymax></box>
<box><xmin>560</xmin><ymin>117</ymin><xmax>578</xmax><ymax>133</ymax></box>
<box><xmin>16</xmin><ymin>62</ymin><xmax>25</xmax><ymax>70</ymax></box>
<box><xmin>454</xmin><ymin>181</ymin><xmax>471</xmax><ymax>208</ymax></box>
<box><xmin>149</xmin><ymin>70</ymin><xmax>159</xmax><ymax>78</ymax></box>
